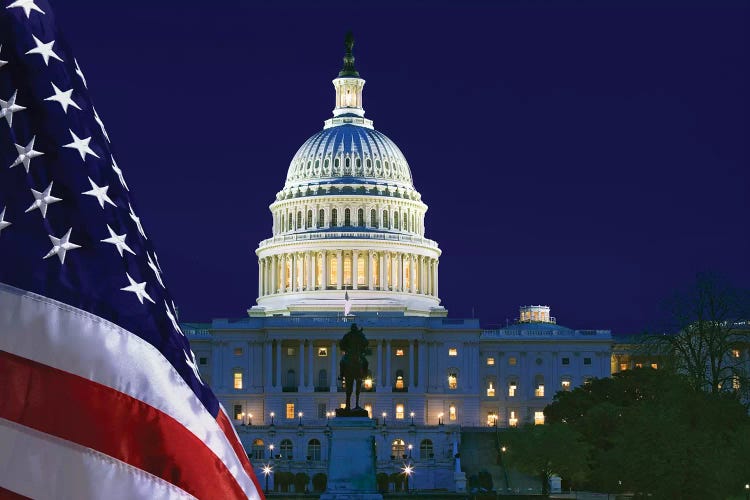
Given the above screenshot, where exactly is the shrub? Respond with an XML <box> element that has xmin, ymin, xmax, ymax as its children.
<box><xmin>294</xmin><ymin>472</ymin><xmax>310</xmax><ymax>493</ymax></box>
<box><xmin>312</xmin><ymin>472</ymin><xmax>327</xmax><ymax>492</ymax></box>
<box><xmin>376</xmin><ymin>472</ymin><xmax>389</xmax><ymax>493</ymax></box>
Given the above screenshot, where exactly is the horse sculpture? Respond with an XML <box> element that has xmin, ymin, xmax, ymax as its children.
<box><xmin>338</xmin><ymin>323</ymin><xmax>371</xmax><ymax>411</ymax></box>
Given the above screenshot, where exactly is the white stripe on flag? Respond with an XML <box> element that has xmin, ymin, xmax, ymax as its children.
<box><xmin>0</xmin><ymin>418</ymin><xmax>194</xmax><ymax>500</ymax></box>
<box><xmin>0</xmin><ymin>282</ymin><xmax>260</xmax><ymax>499</ymax></box>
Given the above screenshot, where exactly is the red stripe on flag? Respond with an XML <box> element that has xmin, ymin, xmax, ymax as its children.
<box><xmin>217</xmin><ymin>410</ymin><xmax>265</xmax><ymax>497</ymax></box>
<box><xmin>0</xmin><ymin>485</ymin><xmax>31</xmax><ymax>499</ymax></box>
<box><xmin>0</xmin><ymin>350</ymin><xmax>247</xmax><ymax>499</ymax></box>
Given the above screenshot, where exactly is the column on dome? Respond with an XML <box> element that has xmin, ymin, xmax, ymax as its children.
<box><xmin>280</xmin><ymin>254</ymin><xmax>287</xmax><ymax>293</ymax></box>
<box><xmin>298</xmin><ymin>340</ymin><xmax>304</xmax><ymax>391</ymax></box>
<box><xmin>409</xmin><ymin>339</ymin><xmax>415</xmax><ymax>388</ymax></box>
<box><xmin>265</xmin><ymin>340</ymin><xmax>272</xmax><ymax>390</ymax></box>
<box><xmin>258</xmin><ymin>259</ymin><xmax>263</xmax><ymax>298</ymax></box>
<box><xmin>291</xmin><ymin>253</ymin><xmax>297</xmax><ymax>292</ymax></box>
<box><xmin>385</xmin><ymin>340</ymin><xmax>392</xmax><ymax>390</ymax></box>
<box><xmin>379</xmin><ymin>253</ymin><xmax>385</xmax><ymax>291</ymax></box>
<box><xmin>435</xmin><ymin>261</ymin><xmax>439</xmax><ymax>298</ymax></box>
<box><xmin>367</xmin><ymin>250</ymin><xmax>374</xmax><ymax>290</ymax></box>
<box><xmin>427</xmin><ymin>259</ymin><xmax>432</xmax><ymax>296</ymax></box>
<box><xmin>336</xmin><ymin>250</ymin><xmax>343</xmax><ymax>290</ymax></box>
<box><xmin>396</xmin><ymin>253</ymin><xmax>402</xmax><ymax>292</ymax></box>
<box><xmin>275</xmin><ymin>340</ymin><xmax>282</xmax><ymax>389</ymax></box>
<box><xmin>416</xmin><ymin>256</ymin><xmax>422</xmax><ymax>294</ymax></box>
<box><xmin>306</xmin><ymin>251</ymin><xmax>313</xmax><ymax>291</ymax></box>
<box><xmin>352</xmin><ymin>250</ymin><xmax>359</xmax><ymax>289</ymax></box>
<box><xmin>330</xmin><ymin>341</ymin><xmax>338</xmax><ymax>392</ymax></box>
<box><xmin>410</xmin><ymin>254</ymin><xmax>416</xmax><ymax>294</ymax></box>
<box><xmin>321</xmin><ymin>250</ymin><xmax>328</xmax><ymax>289</ymax></box>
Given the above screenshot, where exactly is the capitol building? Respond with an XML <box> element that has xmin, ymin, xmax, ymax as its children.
<box><xmin>184</xmin><ymin>37</ymin><xmax>613</xmax><ymax>491</ymax></box>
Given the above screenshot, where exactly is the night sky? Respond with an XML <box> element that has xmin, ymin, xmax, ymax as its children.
<box><xmin>54</xmin><ymin>1</ymin><xmax>748</xmax><ymax>335</ymax></box>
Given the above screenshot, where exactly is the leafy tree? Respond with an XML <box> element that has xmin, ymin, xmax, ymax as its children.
<box><xmin>293</xmin><ymin>472</ymin><xmax>309</xmax><ymax>493</ymax></box>
<box><xmin>376</xmin><ymin>472</ymin><xmax>389</xmax><ymax>493</ymax></box>
<box><xmin>502</xmin><ymin>422</ymin><xmax>589</xmax><ymax>494</ymax></box>
<box><xmin>645</xmin><ymin>273</ymin><xmax>750</xmax><ymax>396</ymax></box>
<box><xmin>312</xmin><ymin>472</ymin><xmax>327</xmax><ymax>492</ymax></box>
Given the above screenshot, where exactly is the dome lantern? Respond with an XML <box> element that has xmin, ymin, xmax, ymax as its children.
<box><xmin>332</xmin><ymin>32</ymin><xmax>366</xmax><ymax>119</ymax></box>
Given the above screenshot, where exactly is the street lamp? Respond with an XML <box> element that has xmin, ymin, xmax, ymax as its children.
<box><xmin>269</xmin><ymin>411</ymin><xmax>275</xmax><ymax>425</ymax></box>
<box><xmin>298</xmin><ymin>411</ymin><xmax>304</xmax><ymax>425</ymax></box>
<box><xmin>239</xmin><ymin>412</ymin><xmax>245</xmax><ymax>425</ymax></box>
<box><xmin>410</xmin><ymin>411</ymin><xmax>415</xmax><ymax>425</ymax></box>
<box><xmin>402</xmin><ymin>463</ymin><xmax>414</xmax><ymax>492</ymax></box>
<box><xmin>248</xmin><ymin>413</ymin><xmax>253</xmax><ymax>426</ymax></box>
<box><xmin>438</xmin><ymin>412</ymin><xmax>444</xmax><ymax>425</ymax></box>
<box><xmin>262</xmin><ymin>464</ymin><xmax>273</xmax><ymax>494</ymax></box>
<box><xmin>268</xmin><ymin>444</ymin><xmax>275</xmax><ymax>459</ymax></box>
<box><xmin>408</xmin><ymin>444</ymin><xmax>413</xmax><ymax>458</ymax></box>
<box><xmin>500</xmin><ymin>446</ymin><xmax>510</xmax><ymax>492</ymax></box>
<box><xmin>382</xmin><ymin>412</ymin><xmax>387</xmax><ymax>426</ymax></box>
<box><xmin>744</xmin><ymin>483</ymin><xmax>749</xmax><ymax>500</ymax></box>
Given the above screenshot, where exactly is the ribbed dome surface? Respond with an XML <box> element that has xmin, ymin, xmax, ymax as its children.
<box><xmin>284</xmin><ymin>124</ymin><xmax>414</xmax><ymax>188</ymax></box>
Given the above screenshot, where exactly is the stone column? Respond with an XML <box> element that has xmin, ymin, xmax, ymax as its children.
<box><xmin>308</xmin><ymin>339</ymin><xmax>314</xmax><ymax>390</ymax></box>
<box><xmin>275</xmin><ymin>340</ymin><xmax>282</xmax><ymax>389</ymax></box>
<box><xmin>321</xmin><ymin>250</ymin><xmax>327</xmax><ymax>289</ymax></box>
<box><xmin>385</xmin><ymin>340</ymin><xmax>392</xmax><ymax>390</ymax></box>
<box><xmin>336</xmin><ymin>250</ymin><xmax>343</xmax><ymax>290</ymax></box>
<box><xmin>352</xmin><ymin>250</ymin><xmax>359</xmax><ymax>289</ymax></box>
<box><xmin>271</xmin><ymin>255</ymin><xmax>277</xmax><ymax>294</ymax></box>
<box><xmin>410</xmin><ymin>254</ymin><xmax>417</xmax><ymax>294</ymax></box>
<box><xmin>418</xmin><ymin>341</ymin><xmax>426</xmax><ymax>392</ymax></box>
<box><xmin>258</xmin><ymin>259</ymin><xmax>263</xmax><ymax>298</ymax></box>
<box><xmin>409</xmin><ymin>339</ymin><xmax>415</xmax><ymax>388</ymax></box>
<box><xmin>330</xmin><ymin>341</ymin><xmax>338</xmax><ymax>392</ymax></box>
<box><xmin>306</xmin><ymin>251</ymin><xmax>313</xmax><ymax>291</ymax></box>
<box><xmin>379</xmin><ymin>253</ymin><xmax>385</xmax><ymax>291</ymax></box>
<box><xmin>298</xmin><ymin>340</ymin><xmax>305</xmax><ymax>390</ymax></box>
<box><xmin>376</xmin><ymin>340</ymin><xmax>383</xmax><ymax>387</ymax></box>
<box><xmin>416</xmin><ymin>256</ymin><xmax>422</xmax><ymax>294</ymax></box>
<box><xmin>280</xmin><ymin>254</ymin><xmax>287</xmax><ymax>292</ymax></box>
<box><xmin>435</xmin><ymin>260</ymin><xmax>439</xmax><ymax>298</ymax></box>
<box><xmin>291</xmin><ymin>253</ymin><xmax>298</xmax><ymax>292</ymax></box>
<box><xmin>427</xmin><ymin>259</ymin><xmax>433</xmax><ymax>296</ymax></box>
<box><xmin>265</xmin><ymin>341</ymin><xmax>273</xmax><ymax>390</ymax></box>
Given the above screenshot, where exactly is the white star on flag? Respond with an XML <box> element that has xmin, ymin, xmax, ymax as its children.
<box><xmin>111</xmin><ymin>156</ymin><xmax>129</xmax><ymax>191</ymax></box>
<box><xmin>184</xmin><ymin>350</ymin><xmax>204</xmax><ymax>385</ymax></box>
<box><xmin>25</xmin><ymin>35</ymin><xmax>63</xmax><ymax>65</ymax></box>
<box><xmin>0</xmin><ymin>45</ymin><xmax>7</xmax><ymax>70</ymax></box>
<box><xmin>63</xmin><ymin>129</ymin><xmax>99</xmax><ymax>161</ymax></box>
<box><xmin>0</xmin><ymin>90</ymin><xmax>25</xmax><ymax>127</ymax></box>
<box><xmin>82</xmin><ymin>177</ymin><xmax>116</xmax><ymax>209</ymax></box>
<box><xmin>9</xmin><ymin>135</ymin><xmax>44</xmax><ymax>172</ymax></box>
<box><xmin>44</xmin><ymin>82</ymin><xmax>81</xmax><ymax>113</ymax></box>
<box><xmin>120</xmin><ymin>272</ymin><xmax>154</xmax><ymax>304</ymax></box>
<box><xmin>6</xmin><ymin>0</ymin><xmax>45</xmax><ymax>18</ymax></box>
<box><xmin>25</xmin><ymin>181</ymin><xmax>62</xmax><ymax>218</ymax></box>
<box><xmin>147</xmin><ymin>252</ymin><xmax>165</xmax><ymax>288</ymax></box>
<box><xmin>101</xmin><ymin>224</ymin><xmax>136</xmax><ymax>257</ymax></box>
<box><xmin>0</xmin><ymin>207</ymin><xmax>11</xmax><ymax>236</ymax></box>
<box><xmin>93</xmin><ymin>107</ymin><xmax>110</xmax><ymax>142</ymax></box>
<box><xmin>74</xmin><ymin>58</ymin><xmax>87</xmax><ymax>88</ymax></box>
<box><xmin>128</xmin><ymin>203</ymin><xmax>147</xmax><ymax>239</ymax></box>
<box><xmin>165</xmin><ymin>301</ymin><xmax>183</xmax><ymax>334</ymax></box>
<box><xmin>43</xmin><ymin>228</ymin><xmax>81</xmax><ymax>264</ymax></box>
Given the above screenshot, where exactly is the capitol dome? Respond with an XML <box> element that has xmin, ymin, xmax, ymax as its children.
<box><xmin>250</xmin><ymin>34</ymin><xmax>444</xmax><ymax>317</ymax></box>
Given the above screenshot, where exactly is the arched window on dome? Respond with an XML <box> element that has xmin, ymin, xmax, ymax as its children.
<box><xmin>403</xmin><ymin>213</ymin><xmax>407</xmax><ymax>231</ymax></box>
<box><xmin>375</xmin><ymin>159</ymin><xmax>381</xmax><ymax>173</ymax></box>
<box><xmin>357</xmin><ymin>208</ymin><xmax>364</xmax><ymax>226</ymax></box>
<box><xmin>344</xmin><ymin>208</ymin><xmax>351</xmax><ymax>226</ymax></box>
<box><xmin>356</xmin><ymin>158</ymin><xmax>361</xmax><ymax>172</ymax></box>
<box><xmin>318</xmin><ymin>209</ymin><xmax>325</xmax><ymax>228</ymax></box>
<box><xmin>366</xmin><ymin>158</ymin><xmax>372</xmax><ymax>173</ymax></box>
<box><xmin>288</xmin><ymin>213</ymin><xmax>293</xmax><ymax>231</ymax></box>
<box><xmin>331</xmin><ymin>209</ymin><xmax>338</xmax><ymax>227</ymax></box>
<box><xmin>324</xmin><ymin>158</ymin><xmax>330</xmax><ymax>173</ymax></box>
<box><xmin>307</xmin><ymin>210</ymin><xmax>312</xmax><ymax>229</ymax></box>
<box><xmin>296</xmin><ymin>212</ymin><xmax>302</xmax><ymax>230</ymax></box>
<box><xmin>370</xmin><ymin>209</ymin><xmax>377</xmax><ymax>228</ymax></box>
<box><xmin>394</xmin><ymin>210</ymin><xmax>400</xmax><ymax>229</ymax></box>
<box><xmin>412</xmin><ymin>214</ymin><xmax>416</xmax><ymax>233</ymax></box>
<box><xmin>382</xmin><ymin>210</ymin><xmax>389</xmax><ymax>229</ymax></box>
<box><xmin>384</xmin><ymin>161</ymin><xmax>390</xmax><ymax>176</ymax></box>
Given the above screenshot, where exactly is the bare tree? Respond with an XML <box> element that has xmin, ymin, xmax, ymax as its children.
<box><xmin>645</xmin><ymin>273</ymin><xmax>750</xmax><ymax>396</ymax></box>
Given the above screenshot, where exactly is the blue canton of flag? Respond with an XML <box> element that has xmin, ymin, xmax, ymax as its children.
<box><xmin>0</xmin><ymin>1</ymin><xmax>262</xmax><ymax>498</ymax></box>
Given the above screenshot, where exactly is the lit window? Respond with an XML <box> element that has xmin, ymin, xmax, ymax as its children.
<box><xmin>584</xmin><ymin>357</ymin><xmax>592</xmax><ymax>365</ymax></box>
<box><xmin>340</xmin><ymin>403</ymin><xmax>346</xmax><ymax>409</ymax></box>
<box><xmin>233</xmin><ymin>371</ymin><xmax>243</xmax><ymax>390</ymax></box>
<box><xmin>650</xmin><ymin>363</ymin><xmax>658</xmax><ymax>369</ymax></box>
<box><xmin>318</xmin><ymin>403</ymin><xmax>327</xmax><ymax>419</ymax></box>
<box><xmin>561</xmin><ymin>357</ymin><xmax>570</xmax><ymax>365</ymax></box>
<box><xmin>486</xmin><ymin>382</ymin><xmax>495</xmax><ymax>397</ymax></box>
<box><xmin>285</xmin><ymin>403</ymin><xmax>295</xmax><ymax>419</ymax></box>
<box><xmin>449</xmin><ymin>404</ymin><xmax>456</xmax><ymax>421</ymax></box>
<box><xmin>486</xmin><ymin>357</ymin><xmax>495</xmax><ymax>366</ymax></box>
<box><xmin>364</xmin><ymin>377</ymin><xmax>373</xmax><ymax>390</ymax></box>
<box><xmin>535</xmin><ymin>384</ymin><xmax>545</xmax><ymax>397</ymax></box>
<box><xmin>508</xmin><ymin>410</ymin><xmax>518</xmax><ymax>427</ymax></box>
<box><xmin>287</xmin><ymin>347</ymin><xmax>296</xmax><ymax>356</ymax></box>
<box><xmin>396</xmin><ymin>404</ymin><xmax>405</xmax><ymax>420</ymax></box>
<box><xmin>233</xmin><ymin>347</ymin><xmax>243</xmax><ymax>356</ymax></box>
<box><xmin>395</xmin><ymin>375</ymin><xmax>404</xmax><ymax>390</ymax></box>
<box><xmin>448</xmin><ymin>348</ymin><xmax>458</xmax><ymax>357</ymax></box>
<box><xmin>619</xmin><ymin>363</ymin><xmax>628</xmax><ymax>371</ymax></box>
<box><xmin>364</xmin><ymin>404</ymin><xmax>372</xmax><ymax>418</ymax></box>
<box><xmin>395</xmin><ymin>349</ymin><xmax>404</xmax><ymax>356</ymax></box>
<box><xmin>318</xmin><ymin>347</ymin><xmax>328</xmax><ymax>357</ymax></box>
<box><xmin>448</xmin><ymin>373</ymin><xmax>458</xmax><ymax>390</ymax></box>
<box><xmin>234</xmin><ymin>404</ymin><xmax>243</xmax><ymax>420</ymax></box>
<box><xmin>561</xmin><ymin>380</ymin><xmax>571</xmax><ymax>391</ymax></box>
<box><xmin>635</xmin><ymin>362</ymin><xmax>643</xmax><ymax>368</ymax></box>
<box><xmin>508</xmin><ymin>382</ymin><xmax>517</xmax><ymax>397</ymax></box>
<box><xmin>487</xmin><ymin>411</ymin><xmax>497</xmax><ymax>426</ymax></box>
<box><xmin>733</xmin><ymin>376</ymin><xmax>741</xmax><ymax>390</ymax></box>
<box><xmin>534</xmin><ymin>411</ymin><xmax>545</xmax><ymax>425</ymax></box>
<box><xmin>583</xmin><ymin>377</ymin><xmax>593</xmax><ymax>385</ymax></box>
<box><xmin>508</xmin><ymin>357</ymin><xmax>517</xmax><ymax>366</ymax></box>
<box><xmin>731</xmin><ymin>349</ymin><xmax>741</xmax><ymax>358</ymax></box>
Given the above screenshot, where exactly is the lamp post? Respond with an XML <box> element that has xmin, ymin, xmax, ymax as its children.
<box><xmin>410</xmin><ymin>411</ymin><xmax>415</xmax><ymax>425</ymax></box>
<box><xmin>382</xmin><ymin>412</ymin><xmax>387</xmax><ymax>426</ymax></box>
<box><xmin>269</xmin><ymin>444</ymin><xmax>275</xmax><ymax>460</ymax></box>
<box><xmin>438</xmin><ymin>412</ymin><xmax>444</xmax><ymax>426</ymax></box>
<box><xmin>408</xmin><ymin>444</ymin><xmax>413</xmax><ymax>458</ymax></box>
<box><xmin>298</xmin><ymin>411</ymin><xmax>303</xmax><ymax>425</ymax></box>
<box><xmin>500</xmin><ymin>446</ymin><xmax>510</xmax><ymax>492</ymax></box>
<box><xmin>239</xmin><ymin>412</ymin><xmax>245</xmax><ymax>426</ymax></box>
<box><xmin>248</xmin><ymin>413</ymin><xmax>253</xmax><ymax>426</ymax></box>
<box><xmin>262</xmin><ymin>464</ymin><xmax>273</xmax><ymax>494</ymax></box>
<box><xmin>270</xmin><ymin>411</ymin><xmax>275</xmax><ymax>425</ymax></box>
<box><xmin>744</xmin><ymin>483</ymin><xmax>749</xmax><ymax>500</ymax></box>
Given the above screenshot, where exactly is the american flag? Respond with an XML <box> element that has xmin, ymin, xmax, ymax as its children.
<box><xmin>0</xmin><ymin>1</ymin><xmax>262</xmax><ymax>498</ymax></box>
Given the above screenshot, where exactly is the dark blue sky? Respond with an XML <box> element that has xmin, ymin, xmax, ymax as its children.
<box><xmin>55</xmin><ymin>1</ymin><xmax>748</xmax><ymax>334</ymax></box>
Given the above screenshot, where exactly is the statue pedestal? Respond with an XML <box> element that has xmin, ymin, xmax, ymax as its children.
<box><xmin>320</xmin><ymin>417</ymin><xmax>383</xmax><ymax>500</ymax></box>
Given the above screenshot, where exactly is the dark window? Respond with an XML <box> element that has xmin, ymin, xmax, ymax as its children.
<box><xmin>331</xmin><ymin>209</ymin><xmax>338</xmax><ymax>226</ymax></box>
<box><xmin>233</xmin><ymin>404</ymin><xmax>243</xmax><ymax>420</ymax></box>
<box><xmin>306</xmin><ymin>210</ymin><xmax>312</xmax><ymax>228</ymax></box>
<box><xmin>561</xmin><ymin>357</ymin><xmax>570</xmax><ymax>365</ymax></box>
<box><xmin>584</xmin><ymin>357</ymin><xmax>592</xmax><ymax>365</ymax></box>
<box><xmin>318</xmin><ymin>209</ymin><xmax>325</xmax><ymax>228</ymax></box>
<box><xmin>308</xmin><ymin>439</ymin><xmax>321</xmax><ymax>461</ymax></box>
<box><xmin>199</xmin><ymin>357</ymin><xmax>207</xmax><ymax>365</ymax></box>
<box><xmin>371</xmin><ymin>209</ymin><xmax>377</xmax><ymax>228</ymax></box>
<box><xmin>344</xmin><ymin>208</ymin><xmax>351</xmax><ymax>226</ymax></box>
<box><xmin>358</xmin><ymin>208</ymin><xmax>364</xmax><ymax>226</ymax></box>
